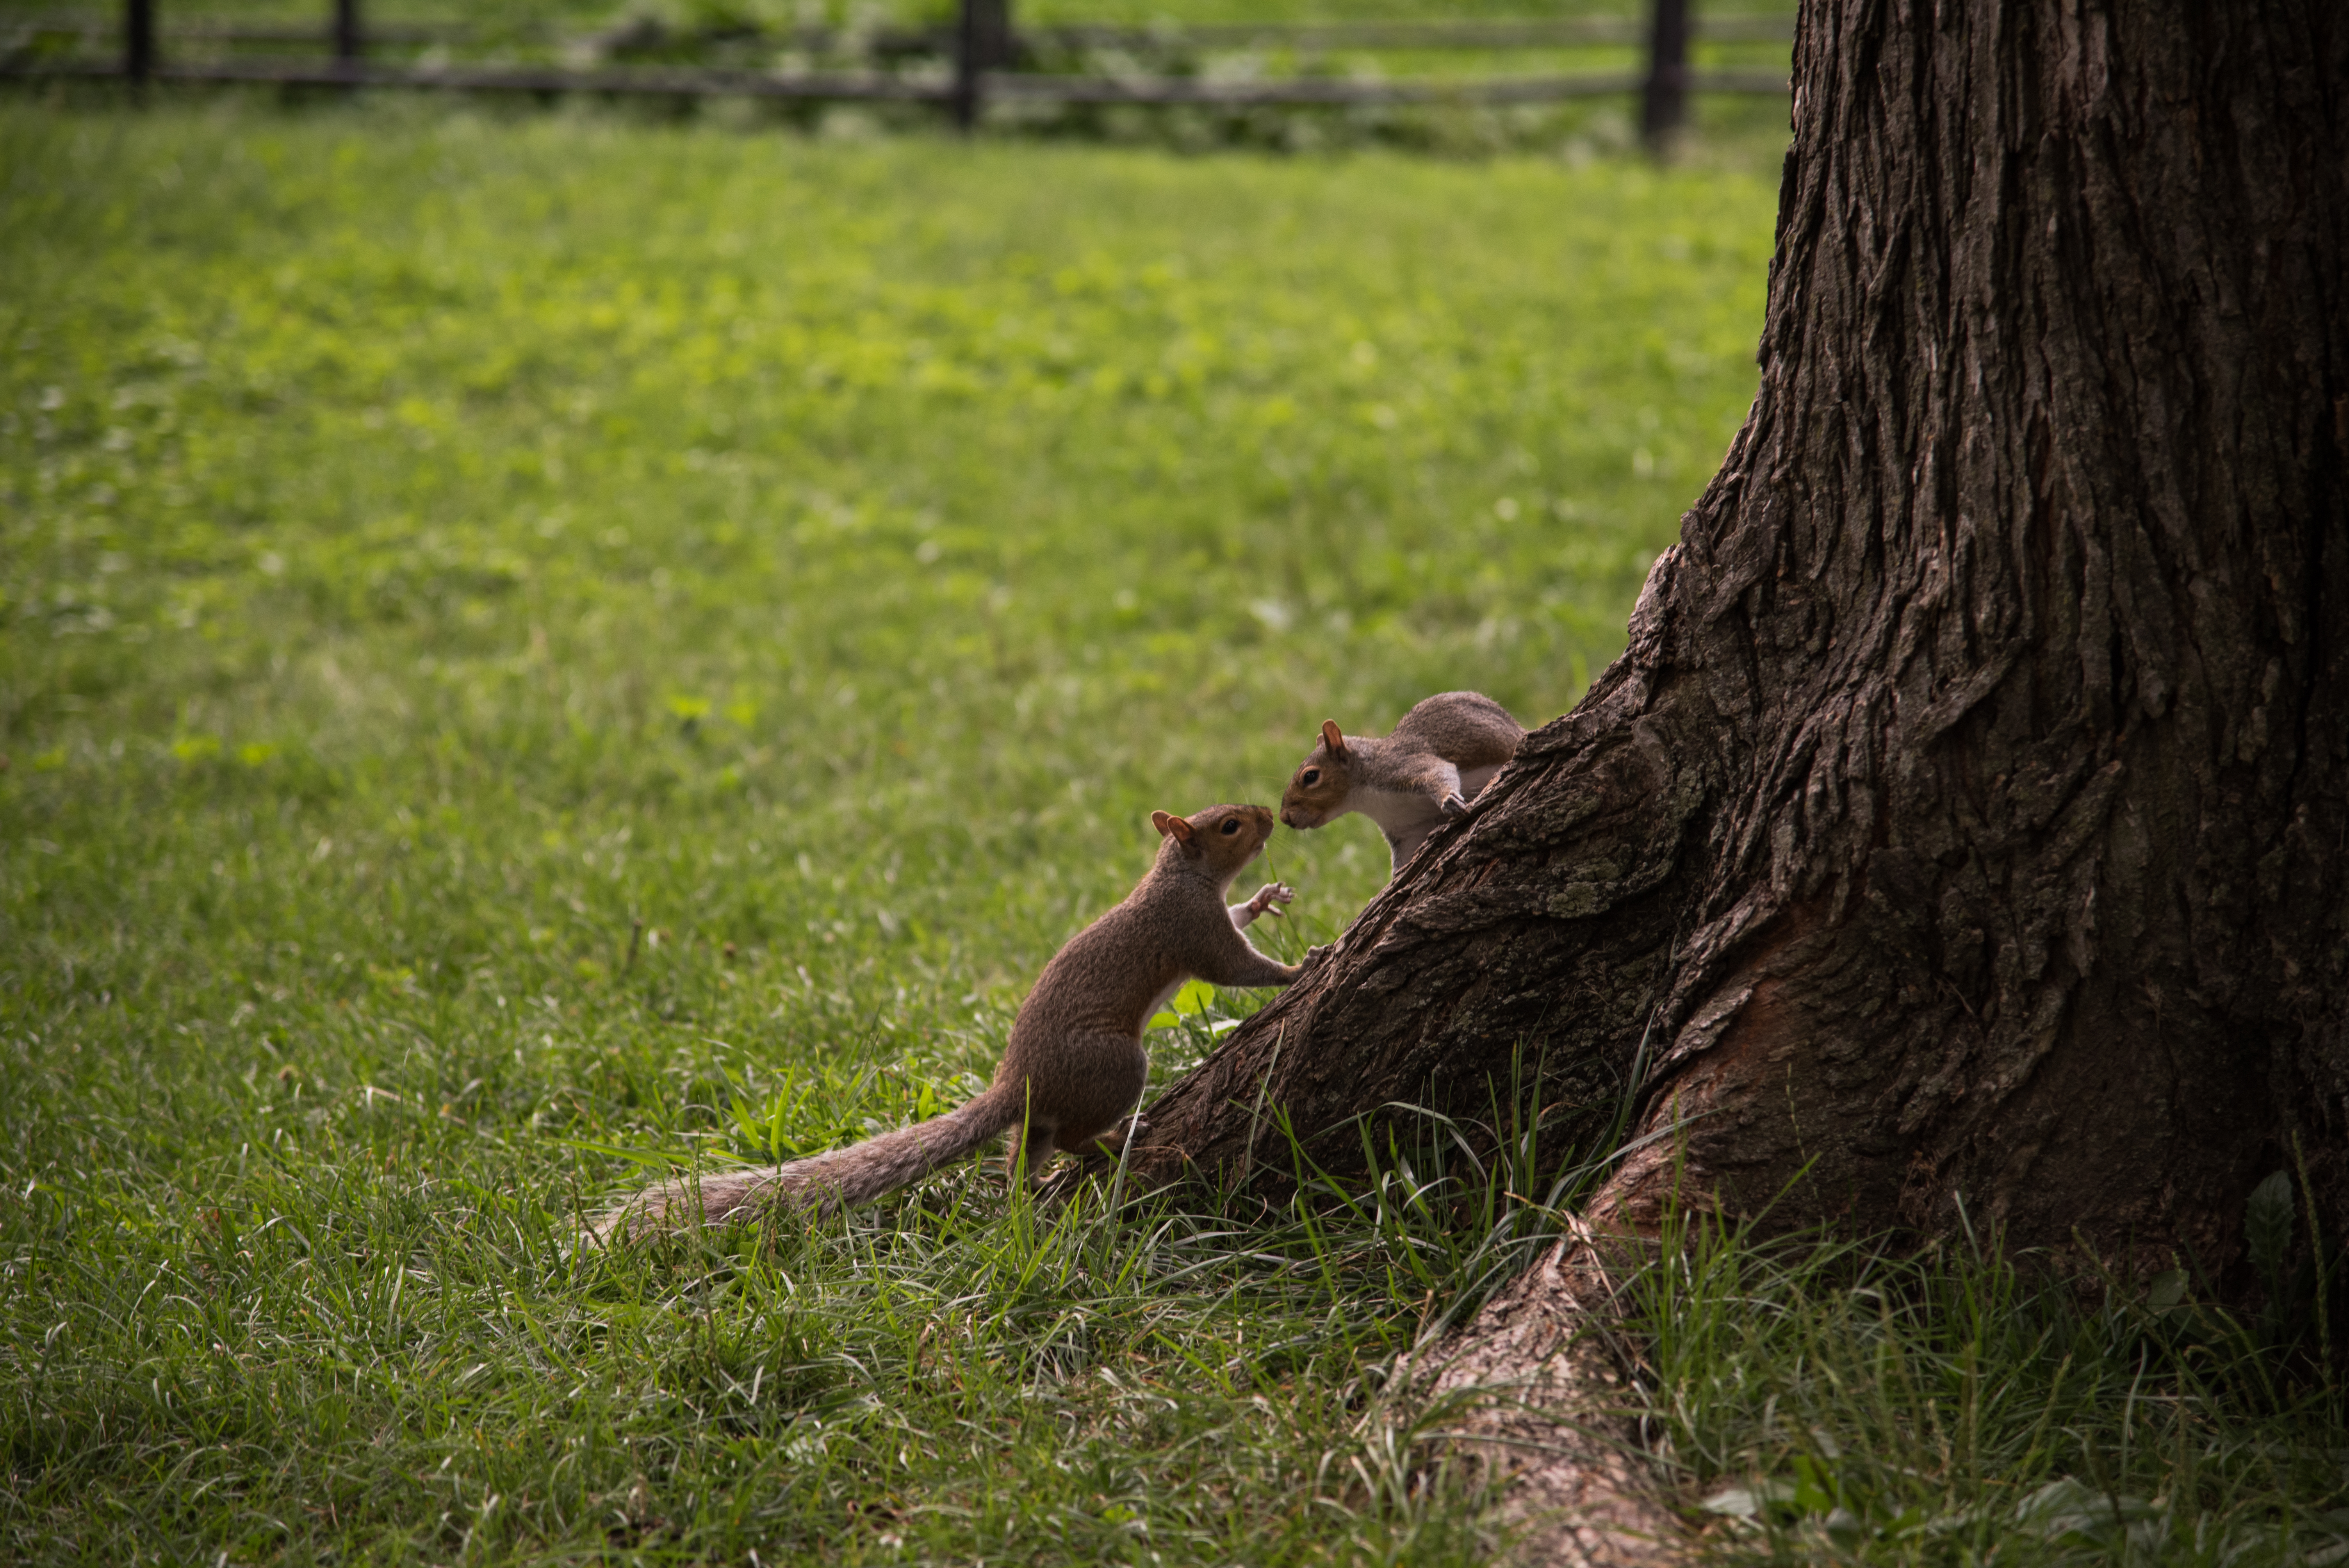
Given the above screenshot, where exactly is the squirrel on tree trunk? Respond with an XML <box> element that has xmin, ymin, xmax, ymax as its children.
<box><xmin>1278</xmin><ymin>691</ymin><xmax>1525</xmax><ymax>876</ymax></box>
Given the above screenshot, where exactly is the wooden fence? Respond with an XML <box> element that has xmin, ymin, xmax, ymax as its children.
<box><xmin>3</xmin><ymin>0</ymin><xmax>1788</xmax><ymax>145</ymax></box>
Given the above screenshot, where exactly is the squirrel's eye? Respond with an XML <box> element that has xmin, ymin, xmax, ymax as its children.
<box><xmin>1221</xmin><ymin>820</ymin><xmax>1240</xmax><ymax>835</ymax></box>
<box><xmin>1301</xmin><ymin>768</ymin><xmax>1320</xmax><ymax>786</ymax></box>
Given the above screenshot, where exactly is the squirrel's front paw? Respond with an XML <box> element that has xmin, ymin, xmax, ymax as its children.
<box><xmin>1250</xmin><ymin>881</ymin><xmax>1296</xmax><ymax>917</ymax></box>
<box><xmin>1439</xmin><ymin>793</ymin><xmax>1470</xmax><ymax>819</ymax></box>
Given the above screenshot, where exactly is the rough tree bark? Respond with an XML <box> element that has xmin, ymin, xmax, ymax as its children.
<box><xmin>1123</xmin><ymin>2</ymin><xmax>2349</xmax><ymax>1550</ymax></box>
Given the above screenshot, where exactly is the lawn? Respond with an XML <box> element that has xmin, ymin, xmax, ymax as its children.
<box><xmin>1</xmin><ymin>99</ymin><xmax>1775</xmax><ymax>1562</ymax></box>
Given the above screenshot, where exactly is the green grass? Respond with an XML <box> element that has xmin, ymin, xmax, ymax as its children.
<box><xmin>2</xmin><ymin>100</ymin><xmax>1772</xmax><ymax>1562</ymax></box>
<box><xmin>1622</xmin><ymin>1211</ymin><xmax>2349</xmax><ymax>1564</ymax></box>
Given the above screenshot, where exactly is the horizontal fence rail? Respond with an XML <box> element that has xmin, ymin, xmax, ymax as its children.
<box><xmin>1</xmin><ymin>0</ymin><xmax>1790</xmax><ymax>140</ymax></box>
<box><xmin>984</xmin><ymin>68</ymin><xmax>1788</xmax><ymax>107</ymax></box>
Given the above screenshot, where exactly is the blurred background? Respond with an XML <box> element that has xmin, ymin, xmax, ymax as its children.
<box><xmin>2</xmin><ymin>0</ymin><xmax>1795</xmax><ymax>153</ymax></box>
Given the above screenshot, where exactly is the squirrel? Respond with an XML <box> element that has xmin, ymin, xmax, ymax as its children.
<box><xmin>590</xmin><ymin>803</ymin><xmax>1301</xmax><ymax>1242</ymax></box>
<box><xmin>1278</xmin><ymin>691</ymin><xmax>1525</xmax><ymax>875</ymax></box>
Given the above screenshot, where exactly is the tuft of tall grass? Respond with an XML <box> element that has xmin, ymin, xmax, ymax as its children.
<box><xmin>1620</xmin><ymin>1205</ymin><xmax>2349</xmax><ymax>1564</ymax></box>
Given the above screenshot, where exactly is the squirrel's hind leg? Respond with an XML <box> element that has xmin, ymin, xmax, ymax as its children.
<box><xmin>1006</xmin><ymin>1122</ymin><xmax>1059</xmax><ymax>1185</ymax></box>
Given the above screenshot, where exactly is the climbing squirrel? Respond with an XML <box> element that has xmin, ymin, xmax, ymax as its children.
<box><xmin>1278</xmin><ymin>690</ymin><xmax>1525</xmax><ymax>875</ymax></box>
<box><xmin>591</xmin><ymin>803</ymin><xmax>1301</xmax><ymax>1242</ymax></box>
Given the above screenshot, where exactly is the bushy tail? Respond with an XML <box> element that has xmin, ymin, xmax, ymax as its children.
<box><xmin>588</xmin><ymin>1086</ymin><xmax>1018</xmax><ymax>1244</ymax></box>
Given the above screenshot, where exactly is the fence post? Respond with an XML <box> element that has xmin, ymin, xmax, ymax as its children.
<box><xmin>952</xmin><ymin>0</ymin><xmax>1010</xmax><ymax>132</ymax></box>
<box><xmin>1640</xmin><ymin>0</ymin><xmax>1690</xmax><ymax>151</ymax></box>
<box><xmin>125</xmin><ymin>0</ymin><xmax>154</xmax><ymax>86</ymax></box>
<box><xmin>333</xmin><ymin>0</ymin><xmax>362</xmax><ymax>75</ymax></box>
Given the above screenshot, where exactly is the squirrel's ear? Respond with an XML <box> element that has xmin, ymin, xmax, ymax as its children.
<box><xmin>1321</xmin><ymin>719</ymin><xmax>1347</xmax><ymax>755</ymax></box>
<box><xmin>1152</xmin><ymin>809</ymin><xmax>1195</xmax><ymax>843</ymax></box>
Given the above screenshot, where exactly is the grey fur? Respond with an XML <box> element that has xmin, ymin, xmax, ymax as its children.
<box><xmin>1279</xmin><ymin>691</ymin><xmax>1526</xmax><ymax>873</ymax></box>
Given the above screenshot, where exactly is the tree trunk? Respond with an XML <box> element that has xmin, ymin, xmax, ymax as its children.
<box><xmin>1130</xmin><ymin>0</ymin><xmax>2349</xmax><ymax>1286</ymax></box>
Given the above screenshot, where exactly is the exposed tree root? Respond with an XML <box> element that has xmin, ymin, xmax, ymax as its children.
<box><xmin>1412</xmin><ymin>1219</ymin><xmax>1684</xmax><ymax>1567</ymax></box>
